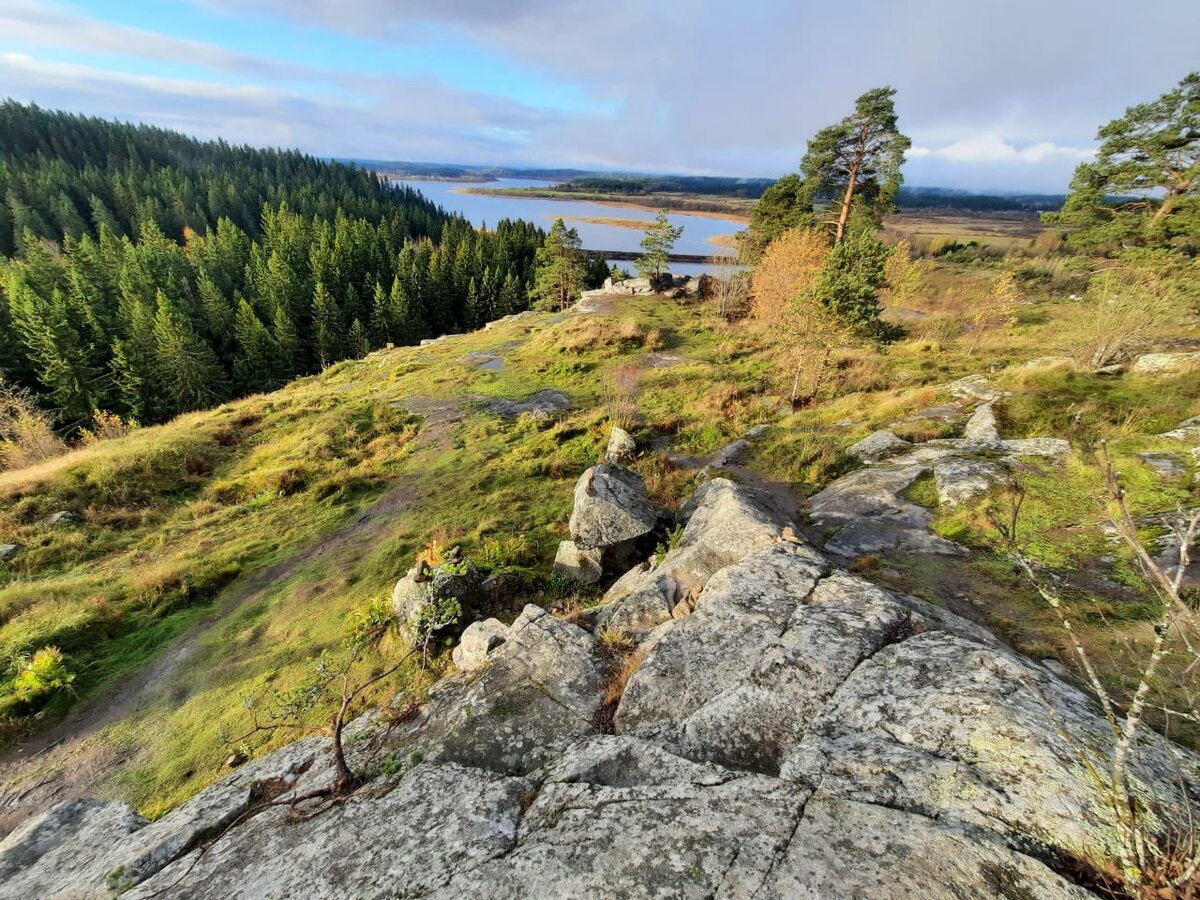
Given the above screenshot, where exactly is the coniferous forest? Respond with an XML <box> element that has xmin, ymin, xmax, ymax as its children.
<box><xmin>0</xmin><ymin>102</ymin><xmax>545</xmax><ymax>427</ymax></box>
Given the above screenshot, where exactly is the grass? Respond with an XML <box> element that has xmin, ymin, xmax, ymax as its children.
<box><xmin>4</xmin><ymin>241</ymin><xmax>1200</xmax><ymax>815</ymax></box>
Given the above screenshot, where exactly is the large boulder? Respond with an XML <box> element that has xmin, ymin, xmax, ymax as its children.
<box><xmin>595</xmin><ymin>478</ymin><xmax>787</xmax><ymax>632</ymax></box>
<box><xmin>604</xmin><ymin>426</ymin><xmax>637</xmax><ymax>464</ymax></box>
<box><xmin>391</xmin><ymin>555</ymin><xmax>485</xmax><ymax>645</ymax></box>
<box><xmin>1132</xmin><ymin>351</ymin><xmax>1200</xmax><ymax>376</ymax></box>
<box><xmin>551</xmin><ymin>539</ymin><xmax>603</xmax><ymax>585</ymax></box>
<box><xmin>451</xmin><ymin>618</ymin><xmax>508</xmax><ymax>672</ymax></box>
<box><xmin>567</xmin><ymin>463</ymin><xmax>657</xmax><ymax>553</ymax></box>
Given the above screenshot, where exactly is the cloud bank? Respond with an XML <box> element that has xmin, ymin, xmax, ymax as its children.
<box><xmin>2</xmin><ymin>0</ymin><xmax>1197</xmax><ymax>191</ymax></box>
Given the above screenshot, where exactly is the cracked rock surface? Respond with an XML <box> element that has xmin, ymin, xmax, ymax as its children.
<box><xmin>6</xmin><ymin>477</ymin><xmax>1198</xmax><ymax>899</ymax></box>
<box><xmin>810</xmin><ymin>400</ymin><xmax>1071</xmax><ymax>556</ymax></box>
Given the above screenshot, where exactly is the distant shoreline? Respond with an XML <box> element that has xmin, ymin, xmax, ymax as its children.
<box><xmin>453</xmin><ymin>186</ymin><xmax>753</xmax><ymax>224</ymax></box>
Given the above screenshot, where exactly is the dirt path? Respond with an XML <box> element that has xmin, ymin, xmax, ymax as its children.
<box><xmin>0</xmin><ymin>461</ymin><xmax>430</xmax><ymax>834</ymax></box>
<box><xmin>0</xmin><ymin>302</ymin><xmax>573</xmax><ymax>833</ymax></box>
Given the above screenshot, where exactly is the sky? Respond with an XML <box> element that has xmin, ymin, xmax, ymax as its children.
<box><xmin>1</xmin><ymin>0</ymin><xmax>1196</xmax><ymax>193</ymax></box>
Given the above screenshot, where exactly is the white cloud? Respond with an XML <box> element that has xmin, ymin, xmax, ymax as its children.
<box><xmin>909</xmin><ymin>137</ymin><xmax>1094</xmax><ymax>165</ymax></box>
<box><xmin>0</xmin><ymin>0</ymin><xmax>316</xmax><ymax>80</ymax></box>
<box><xmin>5</xmin><ymin>0</ymin><xmax>1198</xmax><ymax>189</ymax></box>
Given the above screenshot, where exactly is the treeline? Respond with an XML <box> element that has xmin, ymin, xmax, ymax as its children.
<box><xmin>554</xmin><ymin>175</ymin><xmax>773</xmax><ymax>198</ymax></box>
<box><xmin>0</xmin><ymin>101</ymin><xmax>455</xmax><ymax>258</ymax></box>
<box><xmin>555</xmin><ymin>173</ymin><xmax>1068</xmax><ymax>212</ymax></box>
<box><xmin>0</xmin><ymin>102</ymin><xmax>545</xmax><ymax>429</ymax></box>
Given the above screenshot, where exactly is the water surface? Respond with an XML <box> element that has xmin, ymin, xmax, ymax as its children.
<box><xmin>395</xmin><ymin>178</ymin><xmax>742</xmax><ymax>276</ymax></box>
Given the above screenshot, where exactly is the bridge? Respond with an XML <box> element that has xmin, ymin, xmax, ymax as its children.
<box><xmin>586</xmin><ymin>249</ymin><xmax>729</xmax><ymax>265</ymax></box>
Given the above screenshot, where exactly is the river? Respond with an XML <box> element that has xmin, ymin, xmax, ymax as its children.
<box><xmin>392</xmin><ymin>178</ymin><xmax>742</xmax><ymax>276</ymax></box>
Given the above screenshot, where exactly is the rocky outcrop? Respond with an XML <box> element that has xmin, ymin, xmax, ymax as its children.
<box><xmin>847</xmin><ymin>429</ymin><xmax>911</xmax><ymax>461</ymax></box>
<box><xmin>0</xmin><ymin>544</ymin><xmax>20</xmax><ymax>562</ymax></box>
<box><xmin>8</xmin><ymin>480</ymin><xmax>1199</xmax><ymax>899</ymax></box>
<box><xmin>811</xmin><ymin>402</ymin><xmax>1072</xmax><ymax>557</ymax></box>
<box><xmin>487</xmin><ymin>389</ymin><xmax>571</xmax><ymax>420</ymax></box>
<box><xmin>391</xmin><ymin>552</ymin><xmax>485</xmax><ymax>645</ymax></box>
<box><xmin>1162</xmin><ymin>415</ymin><xmax>1200</xmax><ymax>441</ymax></box>
<box><xmin>594</xmin><ymin>477</ymin><xmax>786</xmax><ymax>632</ymax></box>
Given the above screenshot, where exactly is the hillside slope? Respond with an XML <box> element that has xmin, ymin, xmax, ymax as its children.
<box><xmin>2</xmin><ymin>263</ymin><xmax>1199</xmax><ymax>848</ymax></box>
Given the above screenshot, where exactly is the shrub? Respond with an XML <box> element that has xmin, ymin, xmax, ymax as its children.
<box><xmin>0</xmin><ymin>382</ymin><xmax>66</xmax><ymax>471</ymax></box>
<box><xmin>11</xmin><ymin>645</ymin><xmax>75</xmax><ymax>703</ymax></box>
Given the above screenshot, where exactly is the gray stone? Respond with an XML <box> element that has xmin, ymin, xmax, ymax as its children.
<box><xmin>944</xmin><ymin>374</ymin><xmax>1008</xmax><ymax>402</ymax></box>
<box><xmin>1001</xmin><ymin>437</ymin><xmax>1072</xmax><ymax>458</ymax></box>
<box><xmin>604</xmin><ymin>425</ymin><xmax>637</xmax><ymax>463</ymax></box>
<box><xmin>712</xmin><ymin>438</ymin><xmax>750</xmax><ymax>467</ymax></box>
<box><xmin>410</xmin><ymin>605</ymin><xmax>608</xmax><ymax>775</ymax></box>
<box><xmin>451</xmin><ymin>618</ymin><xmax>508</xmax><ymax>672</ymax></box>
<box><xmin>1139</xmin><ymin>452</ymin><xmax>1186</xmax><ymax>478</ymax></box>
<box><xmin>130</xmin><ymin>762</ymin><xmax>529</xmax><ymax>900</ymax></box>
<box><xmin>0</xmin><ymin>799</ymin><xmax>147</xmax><ymax>898</ymax></box>
<box><xmin>1132</xmin><ymin>351</ymin><xmax>1200</xmax><ymax>375</ymax></box>
<box><xmin>551</xmin><ymin>539</ymin><xmax>603</xmax><ymax>584</ymax></box>
<box><xmin>44</xmin><ymin>510</ymin><xmax>79</xmax><ymax>525</ymax></box>
<box><xmin>760</xmin><ymin>793</ymin><xmax>1094</xmax><ymax>899</ymax></box>
<box><xmin>1021</xmin><ymin>355</ymin><xmax>1074</xmax><ymax>368</ymax></box>
<box><xmin>391</xmin><ymin>559</ymin><xmax>484</xmax><ymax>645</ymax></box>
<box><xmin>781</xmin><ymin>629</ymin><xmax>1199</xmax><ymax>867</ymax></box>
<box><xmin>487</xmin><ymin>389</ymin><xmax>571</xmax><ymax>420</ymax></box>
<box><xmin>0</xmin><ymin>543</ymin><xmax>20</xmax><ymax>562</ymax></box>
<box><xmin>1095</xmin><ymin>363</ymin><xmax>1126</xmax><ymax>376</ymax></box>
<box><xmin>743</xmin><ymin>423</ymin><xmax>769</xmax><ymax>440</ymax></box>
<box><xmin>1161</xmin><ymin>415</ymin><xmax>1200</xmax><ymax>441</ymax></box>
<box><xmin>433</xmin><ymin>735</ymin><xmax>809</xmax><ymax>900</ymax></box>
<box><xmin>808</xmin><ymin>463</ymin><xmax>965</xmax><ymax>557</ymax></box>
<box><xmin>847</xmin><ymin>429</ymin><xmax>911</xmax><ymax>461</ymax></box>
<box><xmin>933</xmin><ymin>456</ymin><xmax>1005</xmax><ymax>506</ymax></box>
<box><xmin>596</xmin><ymin>479</ymin><xmax>786</xmax><ymax>632</ymax></box>
<box><xmin>568</xmin><ymin>463</ymin><xmax>657</xmax><ymax>552</ymax></box>
<box><xmin>962</xmin><ymin>402</ymin><xmax>1001</xmax><ymax>443</ymax></box>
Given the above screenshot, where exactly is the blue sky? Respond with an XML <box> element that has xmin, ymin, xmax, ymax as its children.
<box><xmin>2</xmin><ymin>0</ymin><xmax>1196</xmax><ymax>191</ymax></box>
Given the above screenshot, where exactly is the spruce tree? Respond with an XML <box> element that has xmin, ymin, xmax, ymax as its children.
<box><xmin>152</xmin><ymin>290</ymin><xmax>229</xmax><ymax>414</ymax></box>
<box><xmin>311</xmin><ymin>280</ymin><xmax>343</xmax><ymax>369</ymax></box>
<box><xmin>348</xmin><ymin>319</ymin><xmax>369</xmax><ymax>359</ymax></box>
<box><xmin>233</xmin><ymin>299</ymin><xmax>282</xmax><ymax>393</ymax></box>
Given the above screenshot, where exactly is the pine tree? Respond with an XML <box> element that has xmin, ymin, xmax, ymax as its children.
<box><xmin>388</xmin><ymin>274</ymin><xmax>426</xmax><ymax>344</ymax></box>
<box><xmin>635</xmin><ymin>211</ymin><xmax>684</xmax><ymax>280</ymax></box>
<box><xmin>367</xmin><ymin>281</ymin><xmax>390</xmax><ymax>347</ymax></box>
<box><xmin>464</xmin><ymin>277</ymin><xmax>483</xmax><ymax>330</ymax></box>
<box><xmin>813</xmin><ymin>228</ymin><xmax>896</xmax><ymax>338</ymax></box>
<box><xmin>531</xmin><ymin>219</ymin><xmax>584</xmax><ymax>311</ymax></box>
<box><xmin>271</xmin><ymin>302</ymin><xmax>303</xmax><ymax>377</ymax></box>
<box><xmin>800</xmin><ymin>87</ymin><xmax>910</xmax><ymax>244</ymax></box>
